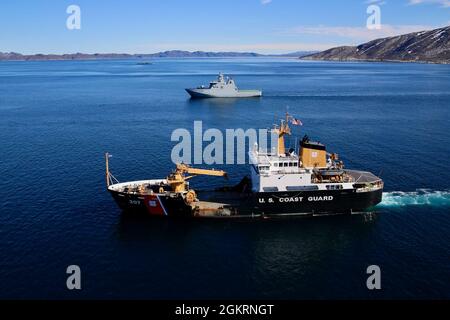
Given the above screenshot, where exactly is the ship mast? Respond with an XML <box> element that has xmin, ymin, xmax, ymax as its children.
<box><xmin>104</xmin><ymin>152</ymin><xmax>119</xmax><ymax>188</ymax></box>
<box><xmin>273</xmin><ymin>112</ymin><xmax>292</xmax><ymax>156</ymax></box>
<box><xmin>105</xmin><ymin>152</ymin><xmax>110</xmax><ymax>187</ymax></box>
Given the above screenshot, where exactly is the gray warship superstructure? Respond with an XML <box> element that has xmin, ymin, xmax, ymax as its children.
<box><xmin>186</xmin><ymin>73</ymin><xmax>262</xmax><ymax>98</ymax></box>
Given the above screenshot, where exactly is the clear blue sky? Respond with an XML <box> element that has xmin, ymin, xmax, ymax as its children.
<box><xmin>1</xmin><ymin>0</ymin><xmax>449</xmax><ymax>54</ymax></box>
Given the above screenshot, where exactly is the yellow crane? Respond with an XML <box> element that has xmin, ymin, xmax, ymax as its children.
<box><xmin>166</xmin><ymin>163</ymin><xmax>228</xmax><ymax>203</ymax></box>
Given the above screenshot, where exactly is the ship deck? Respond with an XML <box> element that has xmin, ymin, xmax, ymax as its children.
<box><xmin>191</xmin><ymin>201</ymin><xmax>233</xmax><ymax>217</ymax></box>
<box><xmin>108</xmin><ymin>179</ymin><xmax>168</xmax><ymax>194</ymax></box>
<box><xmin>345</xmin><ymin>170</ymin><xmax>382</xmax><ymax>183</ymax></box>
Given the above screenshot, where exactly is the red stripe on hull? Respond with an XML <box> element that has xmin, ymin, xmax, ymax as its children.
<box><xmin>144</xmin><ymin>195</ymin><xmax>166</xmax><ymax>216</ymax></box>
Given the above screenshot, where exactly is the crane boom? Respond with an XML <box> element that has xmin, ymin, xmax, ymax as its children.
<box><xmin>177</xmin><ymin>164</ymin><xmax>227</xmax><ymax>178</ymax></box>
<box><xmin>167</xmin><ymin>164</ymin><xmax>228</xmax><ymax>193</ymax></box>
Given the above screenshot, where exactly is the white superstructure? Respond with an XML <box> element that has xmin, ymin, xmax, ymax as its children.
<box><xmin>248</xmin><ymin>113</ymin><xmax>383</xmax><ymax>194</ymax></box>
<box><xmin>249</xmin><ymin>146</ymin><xmax>356</xmax><ymax>193</ymax></box>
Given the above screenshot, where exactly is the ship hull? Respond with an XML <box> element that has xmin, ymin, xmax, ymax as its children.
<box><xmin>109</xmin><ymin>188</ymin><xmax>383</xmax><ymax>218</ymax></box>
<box><xmin>185</xmin><ymin>88</ymin><xmax>262</xmax><ymax>99</ymax></box>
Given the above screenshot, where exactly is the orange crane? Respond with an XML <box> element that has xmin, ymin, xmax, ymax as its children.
<box><xmin>166</xmin><ymin>164</ymin><xmax>228</xmax><ymax>203</ymax></box>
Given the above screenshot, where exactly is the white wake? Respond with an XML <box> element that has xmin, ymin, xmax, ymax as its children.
<box><xmin>378</xmin><ymin>189</ymin><xmax>450</xmax><ymax>207</ymax></box>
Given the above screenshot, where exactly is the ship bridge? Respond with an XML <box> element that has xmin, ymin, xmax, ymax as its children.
<box><xmin>249</xmin><ymin>148</ymin><xmax>303</xmax><ymax>175</ymax></box>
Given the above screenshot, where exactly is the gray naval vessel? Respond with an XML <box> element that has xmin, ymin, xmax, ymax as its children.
<box><xmin>186</xmin><ymin>73</ymin><xmax>262</xmax><ymax>98</ymax></box>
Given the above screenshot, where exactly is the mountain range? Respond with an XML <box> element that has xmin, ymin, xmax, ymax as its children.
<box><xmin>303</xmin><ymin>25</ymin><xmax>450</xmax><ymax>64</ymax></box>
<box><xmin>0</xmin><ymin>50</ymin><xmax>315</xmax><ymax>61</ymax></box>
<box><xmin>2</xmin><ymin>25</ymin><xmax>449</xmax><ymax>64</ymax></box>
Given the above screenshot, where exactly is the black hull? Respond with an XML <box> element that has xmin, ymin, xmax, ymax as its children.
<box><xmin>109</xmin><ymin>188</ymin><xmax>383</xmax><ymax>218</ymax></box>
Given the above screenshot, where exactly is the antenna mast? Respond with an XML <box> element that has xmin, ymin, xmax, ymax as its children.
<box><xmin>105</xmin><ymin>153</ymin><xmax>110</xmax><ymax>188</ymax></box>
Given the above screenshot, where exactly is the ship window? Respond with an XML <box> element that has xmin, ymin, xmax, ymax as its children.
<box><xmin>283</xmin><ymin>162</ymin><xmax>288</xmax><ymax>167</ymax></box>
<box><xmin>326</xmin><ymin>185</ymin><xmax>343</xmax><ymax>190</ymax></box>
<box><xmin>263</xmin><ymin>187</ymin><xmax>279</xmax><ymax>192</ymax></box>
<box><xmin>293</xmin><ymin>162</ymin><xmax>298</xmax><ymax>167</ymax></box>
<box><xmin>274</xmin><ymin>163</ymin><xmax>278</xmax><ymax>167</ymax></box>
<box><xmin>286</xmin><ymin>185</ymin><xmax>319</xmax><ymax>191</ymax></box>
<box><xmin>289</xmin><ymin>162</ymin><xmax>293</xmax><ymax>167</ymax></box>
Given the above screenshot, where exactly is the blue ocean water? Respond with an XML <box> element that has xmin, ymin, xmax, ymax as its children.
<box><xmin>0</xmin><ymin>58</ymin><xmax>449</xmax><ymax>299</ymax></box>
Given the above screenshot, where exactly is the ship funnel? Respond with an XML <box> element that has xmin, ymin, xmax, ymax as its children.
<box><xmin>300</xmin><ymin>136</ymin><xmax>327</xmax><ymax>169</ymax></box>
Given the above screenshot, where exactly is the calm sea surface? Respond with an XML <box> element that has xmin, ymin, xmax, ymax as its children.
<box><xmin>0</xmin><ymin>58</ymin><xmax>449</xmax><ymax>299</ymax></box>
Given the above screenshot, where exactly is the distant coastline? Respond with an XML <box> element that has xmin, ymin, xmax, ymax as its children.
<box><xmin>8</xmin><ymin>24</ymin><xmax>449</xmax><ymax>65</ymax></box>
<box><xmin>0</xmin><ymin>50</ymin><xmax>315</xmax><ymax>61</ymax></box>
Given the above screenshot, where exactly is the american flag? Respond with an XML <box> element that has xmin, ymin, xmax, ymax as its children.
<box><xmin>291</xmin><ymin>118</ymin><xmax>303</xmax><ymax>126</ymax></box>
